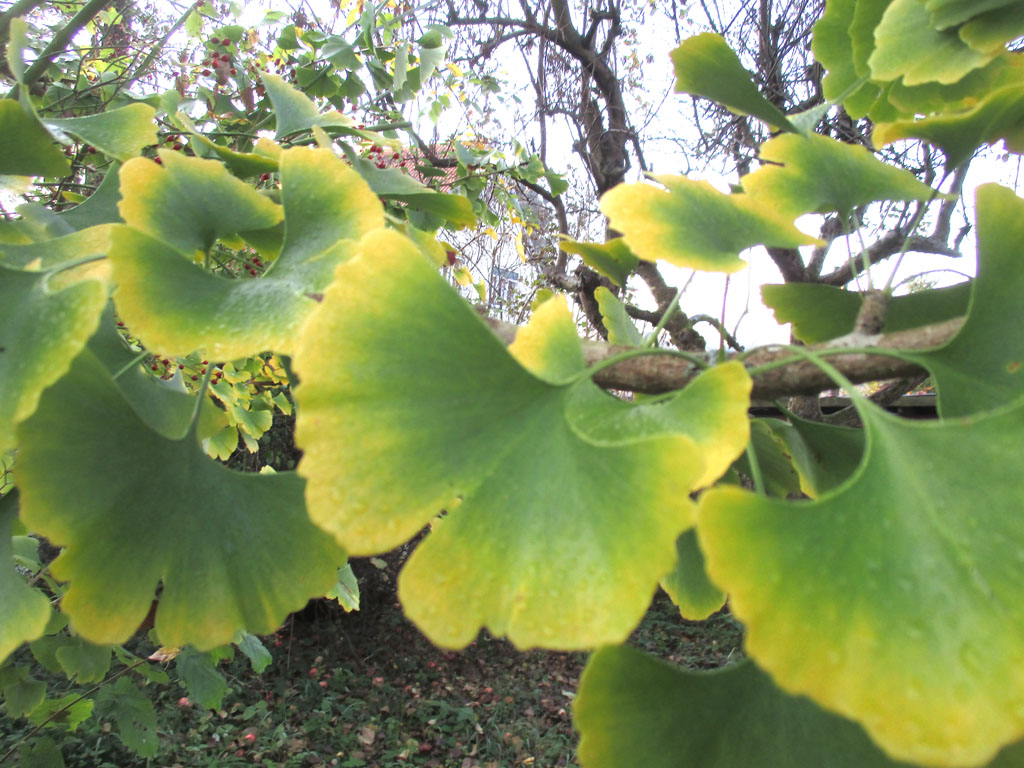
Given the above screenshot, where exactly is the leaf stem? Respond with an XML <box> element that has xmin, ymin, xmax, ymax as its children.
<box><xmin>112</xmin><ymin>350</ymin><xmax>150</xmax><ymax>381</ymax></box>
<box><xmin>744</xmin><ymin>440</ymin><xmax>765</xmax><ymax>495</ymax></box>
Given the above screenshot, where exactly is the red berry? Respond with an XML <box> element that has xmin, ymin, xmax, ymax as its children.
<box><xmin>162</xmin><ymin>359</ymin><xmax>170</xmax><ymax>365</ymax></box>
<box><xmin>151</xmin><ymin>364</ymin><xmax>158</xmax><ymax>371</ymax></box>
<box><xmin>259</xmin><ymin>172</ymin><xmax>270</xmax><ymax>181</ymax></box>
<box><xmin>202</xmin><ymin>69</ymin><xmax>211</xmax><ymax>76</ymax></box>
<box><xmin>392</xmin><ymin>152</ymin><xmax>400</xmax><ymax>159</ymax></box>
<box><xmin>154</xmin><ymin>157</ymin><xmax>163</xmax><ymax>165</ymax></box>
<box><xmin>358</xmin><ymin>124</ymin><xmax>365</xmax><ymax>129</ymax></box>
<box><xmin>178</xmin><ymin>364</ymin><xmax>185</xmax><ymax>369</ymax></box>
<box><xmin>201</xmin><ymin>360</ymin><xmax>208</xmax><ymax>365</ymax></box>
<box><xmin>117</xmin><ymin>321</ymin><xmax>124</xmax><ymax>327</ymax></box>
<box><xmin>221</xmin><ymin>54</ymin><xmax>230</xmax><ymax>62</ymax></box>
<box><xmin>221</xmin><ymin>38</ymin><xmax>230</xmax><ymax>46</ymax></box>
<box><xmin>446</xmin><ymin>250</ymin><xmax>457</xmax><ymax>266</ymax></box>
<box><xmin>200</xmin><ymin>368</ymin><xmax>207</xmax><ymax>374</ymax></box>
<box><xmin>249</xmin><ymin>269</ymin><xmax>257</xmax><ymax>275</ymax></box>
<box><xmin>230</xmin><ymin>68</ymin><xmax>237</xmax><ymax>75</ymax></box>
<box><xmin>173</xmin><ymin>143</ymin><xmax>183</xmax><ymax>151</ymax></box>
<box><xmin>191</xmin><ymin>375</ymin><xmax>198</xmax><ymax>381</ymax></box>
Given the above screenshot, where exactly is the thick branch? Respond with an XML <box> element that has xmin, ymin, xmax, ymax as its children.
<box><xmin>820</xmin><ymin>232</ymin><xmax>958</xmax><ymax>287</ymax></box>
<box><xmin>483</xmin><ymin>315</ymin><xmax>963</xmax><ymax>399</ymax></box>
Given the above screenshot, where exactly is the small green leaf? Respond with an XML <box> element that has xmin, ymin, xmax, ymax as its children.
<box><xmin>924</xmin><ymin>0</ymin><xmax>1017</xmax><ymax>29</ymax></box>
<box><xmin>27</xmin><ymin>694</ymin><xmax>94</xmax><ymax>730</ymax></box>
<box><xmin>558</xmin><ymin>238</ymin><xmax>639</xmax><ymax>287</ymax></box>
<box><xmin>54</xmin><ymin>635</ymin><xmax>111</xmax><ymax>683</ymax></box>
<box><xmin>698</xmin><ymin>397</ymin><xmax>1024</xmax><ymax>767</ymax></box>
<box><xmin>260</xmin><ymin>71</ymin><xmax>355</xmax><ymax>139</ymax></box>
<box><xmin>418</xmin><ymin>44</ymin><xmax>445</xmax><ymax>83</ymax></box>
<box><xmin>660</xmin><ymin>530</ymin><xmax>725</xmax><ymax>620</ymax></box>
<box><xmin>44</xmin><ymin>105</ymin><xmax>156</xmax><ymax>162</ymax></box>
<box><xmin>670</xmin><ymin>33</ymin><xmax>794</xmax><ymax>131</ymax></box>
<box><xmin>294</xmin><ymin>229</ymin><xmax>713</xmax><ymax>649</ymax></box>
<box><xmin>731</xmin><ymin>419</ymin><xmax>803</xmax><ymax>498</ymax></box>
<box><xmin>16</xmin><ymin>350</ymin><xmax>345</xmax><ymax>649</ymax></box>
<box><xmin>761</xmin><ymin>281</ymin><xmax>971</xmax><ymax>344</ymax></box>
<box><xmin>812</xmin><ymin>0</ymin><xmax>881</xmax><ymax>118</ymax></box>
<box><xmin>869</xmin><ymin>0</ymin><xmax>995</xmax><ymax>85</ymax></box>
<box><xmin>601</xmin><ymin>175</ymin><xmax>818</xmax><ymax>273</ymax></box>
<box><xmin>771</xmin><ymin>414</ymin><xmax>865</xmax><ymax>497</ymax></box>
<box><xmin>93</xmin><ymin>678</ymin><xmax>158</xmax><ymax>757</ymax></box>
<box><xmin>347</xmin><ymin>156</ymin><xmax>476</xmax><ymax>229</ymax></box>
<box><xmin>3</xmin><ymin>669</ymin><xmax>46</xmax><ymax>718</ymax></box>
<box><xmin>393</xmin><ymin>43</ymin><xmax>409</xmax><ymax>90</ymax></box>
<box><xmin>233</xmin><ymin>630</ymin><xmax>272</xmax><ymax>673</ymax></box>
<box><xmin>959</xmin><ymin>5</ymin><xmax>1024</xmax><ymax>54</ymax></box>
<box><xmin>742</xmin><ymin>133</ymin><xmax>935</xmax><ymax>216</ymax></box>
<box><xmin>594</xmin><ymin>287</ymin><xmax>644</xmax><ymax>347</ymax></box>
<box><xmin>0</xmin><ymin>102</ymin><xmax>71</xmax><ymax>177</ymax></box>
<box><xmin>175</xmin><ymin>647</ymin><xmax>228</xmax><ymax>710</ymax></box>
<box><xmin>0</xmin><ymin>261</ymin><xmax>108</xmax><ymax>453</ymax></box>
<box><xmin>17</xmin><ymin>737</ymin><xmax>66</xmax><ymax>768</ymax></box>
<box><xmin>576</xmin><ymin>645</ymin><xmax>1024</xmax><ymax>768</ymax></box>
<box><xmin>0</xmin><ymin>494</ymin><xmax>51</xmax><ymax>664</ymax></box>
<box><xmin>326</xmin><ymin>563</ymin><xmax>360</xmax><ymax>612</ymax></box>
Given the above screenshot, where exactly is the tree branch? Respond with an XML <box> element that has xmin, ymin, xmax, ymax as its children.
<box><xmin>820</xmin><ymin>232</ymin><xmax>959</xmax><ymax>287</ymax></box>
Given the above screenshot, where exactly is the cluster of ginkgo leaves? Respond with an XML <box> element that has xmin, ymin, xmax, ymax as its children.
<box><xmin>3</xmin><ymin>0</ymin><xmax>1024</xmax><ymax>765</ymax></box>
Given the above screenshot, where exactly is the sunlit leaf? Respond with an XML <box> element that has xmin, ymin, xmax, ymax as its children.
<box><xmin>0</xmin><ymin>101</ymin><xmax>70</xmax><ymax>177</ymax></box>
<box><xmin>326</xmin><ymin>563</ymin><xmax>360</xmax><ymax>612</ymax></box>
<box><xmin>44</xmin><ymin>104</ymin><xmax>156</xmax><ymax>162</ymax></box>
<box><xmin>348</xmin><ymin>156</ymin><xmax>476</xmax><ymax>229</ymax></box>
<box><xmin>110</xmin><ymin>147</ymin><xmax>382</xmax><ymax>359</ymax></box>
<box><xmin>902</xmin><ymin>184</ymin><xmax>1024</xmax><ymax>415</ymax></box>
<box><xmin>742</xmin><ymin>133</ymin><xmax>935</xmax><ymax>216</ymax></box>
<box><xmin>595</xmin><ymin>287</ymin><xmax>644</xmax><ymax>347</ymax></box>
<box><xmin>698</xmin><ymin>396</ymin><xmax>1024</xmax><ymax>767</ymax></box>
<box><xmin>508</xmin><ymin>294</ymin><xmax>585</xmax><ymax>384</ymax></box>
<box><xmin>294</xmin><ymin>228</ymin><xmax>717</xmax><ymax>650</ymax></box>
<box><xmin>601</xmin><ymin>175</ymin><xmax>818</xmax><ymax>273</ymax></box>
<box><xmin>175</xmin><ymin>114</ymin><xmax>280</xmax><ymax>176</ymax></box>
<box><xmin>959</xmin><ymin>5</ymin><xmax>1024</xmax><ymax>54</ymax></box>
<box><xmin>660</xmin><ymin>530</ymin><xmax>725</xmax><ymax>620</ymax></box>
<box><xmin>93</xmin><ymin>678</ymin><xmax>158</xmax><ymax>757</ymax></box>
<box><xmin>670</xmin><ymin>33</ymin><xmax>794</xmax><ymax>131</ymax></box>
<box><xmin>15</xmin><ymin>350</ymin><xmax>344</xmax><ymax>649</ymax></box>
<box><xmin>761</xmin><ymin>281</ymin><xmax>971</xmax><ymax>343</ymax></box>
<box><xmin>234</xmin><ymin>630</ymin><xmax>272</xmax><ymax>673</ymax></box>
<box><xmin>883</xmin><ymin>56</ymin><xmax>1016</xmax><ymax>116</ymax></box>
<box><xmin>260</xmin><ymin>71</ymin><xmax>355</xmax><ymax>139</ymax></box>
<box><xmin>924</xmin><ymin>0</ymin><xmax>1017</xmax><ymax>29</ymax></box>
<box><xmin>869</xmin><ymin>0</ymin><xmax>995</xmax><ymax>86</ymax></box>
<box><xmin>0</xmin><ymin>493</ymin><xmax>51</xmax><ymax>665</ymax></box>
<box><xmin>558</xmin><ymin>238</ymin><xmax>639</xmax><ymax>287</ymax></box>
<box><xmin>0</xmin><ymin>223</ymin><xmax>111</xmax><ymax>270</ymax></box>
<box><xmin>575</xmin><ymin>645</ymin><xmax>1024</xmax><ymax>768</ymax></box>
<box><xmin>873</xmin><ymin>84</ymin><xmax>1024</xmax><ymax>168</ymax></box>
<box><xmin>812</xmin><ymin>0</ymin><xmax>881</xmax><ymax>118</ymax></box>
<box><xmin>0</xmin><ymin>263</ymin><xmax>107</xmax><ymax>452</ymax></box>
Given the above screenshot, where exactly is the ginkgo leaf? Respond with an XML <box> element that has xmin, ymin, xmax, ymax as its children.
<box><xmin>660</xmin><ymin>530</ymin><xmax>725</xmax><ymax>620</ymax></box>
<box><xmin>110</xmin><ymin>147</ymin><xmax>383</xmax><ymax>359</ymax></box>
<box><xmin>874</xmin><ymin>84</ymin><xmax>1024</xmax><ymax>168</ymax></box>
<box><xmin>869</xmin><ymin>0</ymin><xmax>995</xmax><ymax>86</ymax></box>
<box><xmin>883</xmin><ymin>56</ymin><xmax>1016</xmax><ymax>117</ymax></box>
<box><xmin>601</xmin><ymin>175</ymin><xmax>818</xmax><ymax>273</ymax></box>
<box><xmin>0</xmin><ymin>262</ymin><xmax>107</xmax><ymax>452</ymax></box>
<box><xmin>742</xmin><ymin>133</ymin><xmax>935</xmax><ymax>217</ymax></box>
<box><xmin>0</xmin><ymin>223</ymin><xmax>112</xmax><ymax>270</ymax></box>
<box><xmin>575</xmin><ymin>645</ymin><xmax>1024</xmax><ymax>768</ymax></box>
<box><xmin>260</xmin><ymin>71</ymin><xmax>356</xmax><ymax>139</ymax></box>
<box><xmin>770</xmin><ymin>414</ymin><xmax>866</xmax><ymax>497</ymax></box>
<box><xmin>15</xmin><ymin>350</ymin><xmax>344</xmax><ymax>649</ymax></box>
<box><xmin>0</xmin><ymin>493</ymin><xmax>51</xmax><ymax>665</ymax></box>
<box><xmin>698</xmin><ymin>396</ymin><xmax>1024</xmax><ymax>767</ymax></box>
<box><xmin>117</xmin><ymin>151</ymin><xmax>282</xmax><ymax>257</ymax></box>
<box><xmin>564</xmin><ymin>362</ymin><xmax>752</xmax><ymax>489</ymax></box>
<box><xmin>731</xmin><ymin>419</ymin><xmax>803</xmax><ymax>498</ymax></box>
<box><xmin>347</xmin><ymin>156</ymin><xmax>476</xmax><ymax>229</ymax></box>
<box><xmin>761</xmin><ymin>281</ymin><xmax>970</xmax><ymax>343</ymax></box>
<box><xmin>902</xmin><ymin>184</ymin><xmax>1024</xmax><ymax>416</ymax></box>
<box><xmin>558</xmin><ymin>238</ymin><xmax>639</xmax><ymax>287</ymax></box>
<box><xmin>924</xmin><ymin>0</ymin><xmax>1017</xmax><ymax>30</ymax></box>
<box><xmin>293</xmin><ymin>228</ymin><xmax>718</xmax><ymax>650</ymax></box>
<box><xmin>595</xmin><ymin>287</ymin><xmax>644</xmax><ymax>347</ymax></box>
<box><xmin>670</xmin><ymin>33</ymin><xmax>794</xmax><ymax>131</ymax></box>
<box><xmin>959</xmin><ymin>5</ymin><xmax>1024</xmax><ymax>54</ymax></box>
<box><xmin>508</xmin><ymin>294</ymin><xmax>585</xmax><ymax>384</ymax></box>
<box><xmin>811</xmin><ymin>0</ymin><xmax>881</xmax><ymax>118</ymax></box>
<box><xmin>44</xmin><ymin>104</ymin><xmax>156</xmax><ymax>162</ymax></box>
<box><xmin>174</xmin><ymin>114</ymin><xmax>280</xmax><ymax>177</ymax></box>
<box><xmin>0</xmin><ymin>101</ymin><xmax>70</xmax><ymax>177</ymax></box>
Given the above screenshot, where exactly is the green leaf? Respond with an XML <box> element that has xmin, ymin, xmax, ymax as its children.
<box><xmin>0</xmin><ymin>494</ymin><xmax>51</xmax><ymax>664</ymax></box>
<box><xmin>175</xmin><ymin>647</ymin><xmax>228</xmax><ymax>710</ymax></box>
<box><xmin>576</xmin><ymin>645</ymin><xmax>1024</xmax><ymax>768</ymax></box>
<box><xmin>93</xmin><ymin>678</ymin><xmax>158</xmax><ymax>757</ymax></box>
<box><xmin>175</xmin><ymin>115</ymin><xmax>281</xmax><ymax>177</ymax></box>
<box><xmin>811</xmin><ymin>0</ymin><xmax>881</xmax><ymax>118</ymax></box>
<box><xmin>6</xmin><ymin>17</ymin><xmax>29</xmax><ymax>82</ymax></box>
<box><xmin>698</xmin><ymin>396</ymin><xmax>1024</xmax><ymax>767</ymax></box>
<box><xmin>260</xmin><ymin>71</ymin><xmax>355</xmax><ymax>139</ymax></box>
<box><xmin>347</xmin><ymin>156</ymin><xmax>476</xmax><ymax>229</ymax></box>
<box><xmin>601</xmin><ymin>175</ymin><xmax>818</xmax><ymax>273</ymax></box>
<box><xmin>0</xmin><ymin>261</ymin><xmax>108</xmax><ymax>453</ymax></box>
<box><xmin>670</xmin><ymin>33</ymin><xmax>794</xmax><ymax>131</ymax></box>
<box><xmin>54</xmin><ymin>635</ymin><xmax>111</xmax><ymax>683</ymax></box>
<box><xmin>771</xmin><ymin>415</ymin><xmax>865</xmax><ymax>497</ymax></box>
<box><xmin>0</xmin><ymin>223</ymin><xmax>112</xmax><ymax>270</ymax></box>
<box><xmin>558</xmin><ymin>238</ymin><xmax>639</xmax><ymax>288</ymax></box>
<box><xmin>869</xmin><ymin>0</ymin><xmax>995</xmax><ymax>85</ymax></box>
<box><xmin>117</xmin><ymin>151</ymin><xmax>282</xmax><ymax>257</ymax></box>
<box><xmin>293</xmin><ymin>229</ymin><xmax>722</xmax><ymax>650</ymax></box>
<box><xmin>594</xmin><ymin>287</ymin><xmax>644</xmax><ymax>347</ymax></box>
<box><xmin>418</xmin><ymin>44</ymin><xmax>445</xmax><ymax>83</ymax></box>
<box><xmin>660</xmin><ymin>530</ymin><xmax>725</xmax><ymax>620</ymax></box>
<box><xmin>17</xmin><ymin>737</ymin><xmax>66</xmax><ymax>768</ymax></box>
<box><xmin>959</xmin><ymin>5</ymin><xmax>1024</xmax><ymax>54</ymax></box>
<box><xmin>742</xmin><ymin>133</ymin><xmax>935</xmax><ymax>217</ymax></box>
<box><xmin>0</xmin><ymin>101</ymin><xmax>71</xmax><ymax>177</ymax></box>
<box><xmin>873</xmin><ymin>83</ymin><xmax>1024</xmax><ymax>168</ymax></box>
<box><xmin>1</xmin><ymin>666</ymin><xmax>46</xmax><ymax>718</ymax></box>
<box><xmin>902</xmin><ymin>185</ymin><xmax>1024</xmax><ymax>416</ymax></box>
<box><xmin>323</xmin><ymin>37</ymin><xmax>361</xmax><ymax>70</ymax></box>
<box><xmin>731</xmin><ymin>419</ymin><xmax>802</xmax><ymax>498</ymax></box>
<box><xmin>110</xmin><ymin>148</ymin><xmax>382</xmax><ymax>359</ymax></box>
<box><xmin>233</xmin><ymin>630</ymin><xmax>272</xmax><ymax>673</ymax></box>
<box><xmin>393</xmin><ymin>43</ymin><xmax>409</xmax><ymax>91</ymax></box>
<box><xmin>15</xmin><ymin>350</ymin><xmax>345</xmax><ymax>649</ymax></box>
<box><xmin>27</xmin><ymin>694</ymin><xmax>94</xmax><ymax>730</ymax></box>
<box><xmin>924</xmin><ymin>0</ymin><xmax>1017</xmax><ymax>29</ymax></box>
<box><xmin>878</xmin><ymin>55</ymin><xmax>1015</xmax><ymax>120</ymax></box>
<box><xmin>326</xmin><ymin>562</ymin><xmax>360</xmax><ymax>612</ymax></box>
<box><xmin>761</xmin><ymin>281</ymin><xmax>971</xmax><ymax>344</ymax></box>
<box><xmin>44</xmin><ymin>105</ymin><xmax>156</xmax><ymax>162</ymax></box>
<box><xmin>508</xmin><ymin>294</ymin><xmax>585</xmax><ymax>384</ymax></box>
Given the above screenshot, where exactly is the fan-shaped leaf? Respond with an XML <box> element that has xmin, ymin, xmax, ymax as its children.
<box><xmin>812</xmin><ymin>0</ymin><xmax>881</xmax><ymax>118</ymax></box>
<box><xmin>0</xmin><ymin>101</ymin><xmax>70</xmax><ymax>177</ymax></box>
<box><xmin>110</xmin><ymin>147</ymin><xmax>382</xmax><ymax>359</ymax></box>
<box><xmin>670</xmin><ymin>33</ymin><xmax>794</xmax><ymax>131</ymax></box>
<box><xmin>293</xmin><ymin>229</ymin><xmax>742</xmax><ymax>649</ymax></box>
<box><xmin>0</xmin><ymin>493</ymin><xmax>50</xmax><ymax>664</ymax></box>
<box><xmin>924</xmin><ymin>0</ymin><xmax>1017</xmax><ymax>30</ymax></box>
<box><xmin>594</xmin><ymin>287</ymin><xmax>644</xmax><ymax>346</ymax></box>
<box><xmin>601</xmin><ymin>176</ymin><xmax>818</xmax><ymax>273</ymax></box>
<box><xmin>15</xmin><ymin>350</ymin><xmax>344</xmax><ymax>649</ymax></box>
<box><xmin>260</xmin><ymin>71</ymin><xmax>355</xmax><ymax>139</ymax></box>
<box><xmin>660</xmin><ymin>530</ymin><xmax>725</xmax><ymax>620</ymax></box>
<box><xmin>698</xmin><ymin>397</ymin><xmax>1024</xmax><ymax>767</ymax></box>
<box><xmin>559</xmin><ymin>238</ymin><xmax>638</xmax><ymax>287</ymax></box>
<box><xmin>44</xmin><ymin>105</ymin><xmax>156</xmax><ymax>162</ymax></box>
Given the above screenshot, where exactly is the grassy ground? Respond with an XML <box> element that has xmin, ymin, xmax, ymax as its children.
<box><xmin>0</xmin><ymin>557</ymin><xmax>744</xmax><ymax>767</ymax></box>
